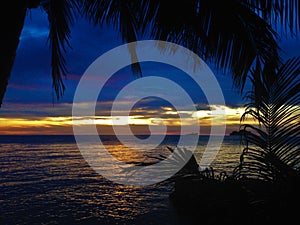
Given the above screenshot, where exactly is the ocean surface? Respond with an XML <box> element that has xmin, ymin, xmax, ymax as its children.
<box><xmin>0</xmin><ymin>135</ymin><xmax>243</xmax><ymax>225</ymax></box>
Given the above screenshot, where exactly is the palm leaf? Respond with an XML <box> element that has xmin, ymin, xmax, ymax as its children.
<box><xmin>1</xmin><ymin>0</ymin><xmax>298</xmax><ymax>106</ymax></box>
<box><xmin>243</xmin><ymin>0</ymin><xmax>300</xmax><ymax>35</ymax></box>
<box><xmin>234</xmin><ymin>57</ymin><xmax>300</xmax><ymax>182</ymax></box>
<box><xmin>138</xmin><ymin>0</ymin><xmax>281</xmax><ymax>91</ymax></box>
<box><xmin>83</xmin><ymin>0</ymin><xmax>142</xmax><ymax>76</ymax></box>
<box><xmin>42</xmin><ymin>0</ymin><xmax>80</xmax><ymax>100</ymax></box>
<box><xmin>83</xmin><ymin>0</ymin><xmax>281</xmax><ymax>91</ymax></box>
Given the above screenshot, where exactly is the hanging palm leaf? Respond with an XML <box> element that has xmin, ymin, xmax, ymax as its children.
<box><xmin>83</xmin><ymin>0</ymin><xmax>142</xmax><ymax>76</ymax></box>
<box><xmin>42</xmin><ymin>0</ymin><xmax>80</xmax><ymax>100</ymax></box>
<box><xmin>233</xmin><ymin>57</ymin><xmax>300</xmax><ymax>182</ymax></box>
<box><xmin>243</xmin><ymin>0</ymin><xmax>300</xmax><ymax>35</ymax></box>
<box><xmin>1</xmin><ymin>0</ymin><xmax>299</xmax><ymax>106</ymax></box>
<box><xmin>83</xmin><ymin>0</ymin><xmax>282</xmax><ymax>92</ymax></box>
<box><xmin>138</xmin><ymin>0</ymin><xmax>281</xmax><ymax>91</ymax></box>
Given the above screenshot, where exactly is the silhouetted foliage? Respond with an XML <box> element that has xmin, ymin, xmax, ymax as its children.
<box><xmin>1</xmin><ymin>0</ymin><xmax>300</xmax><ymax>106</ymax></box>
<box><xmin>233</xmin><ymin>57</ymin><xmax>300</xmax><ymax>182</ymax></box>
<box><xmin>41</xmin><ymin>0</ymin><xmax>80</xmax><ymax>99</ymax></box>
<box><xmin>84</xmin><ymin>0</ymin><xmax>282</xmax><ymax>90</ymax></box>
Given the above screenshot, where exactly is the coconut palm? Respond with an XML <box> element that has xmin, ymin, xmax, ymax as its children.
<box><xmin>233</xmin><ymin>57</ymin><xmax>300</xmax><ymax>182</ymax></box>
<box><xmin>0</xmin><ymin>0</ymin><xmax>299</xmax><ymax>107</ymax></box>
<box><xmin>0</xmin><ymin>0</ymin><xmax>79</xmax><ymax>107</ymax></box>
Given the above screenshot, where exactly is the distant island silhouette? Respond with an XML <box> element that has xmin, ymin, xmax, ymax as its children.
<box><xmin>229</xmin><ymin>130</ymin><xmax>252</xmax><ymax>136</ymax></box>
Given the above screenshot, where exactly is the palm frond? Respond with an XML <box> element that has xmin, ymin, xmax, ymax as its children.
<box><xmin>234</xmin><ymin>57</ymin><xmax>300</xmax><ymax>182</ymax></box>
<box><xmin>243</xmin><ymin>0</ymin><xmax>300</xmax><ymax>35</ymax></box>
<box><xmin>42</xmin><ymin>0</ymin><xmax>80</xmax><ymax>100</ymax></box>
<box><xmin>83</xmin><ymin>0</ymin><xmax>142</xmax><ymax>76</ymax></box>
<box><xmin>138</xmin><ymin>0</ymin><xmax>281</xmax><ymax>91</ymax></box>
<box><xmin>83</xmin><ymin>0</ymin><xmax>281</xmax><ymax>91</ymax></box>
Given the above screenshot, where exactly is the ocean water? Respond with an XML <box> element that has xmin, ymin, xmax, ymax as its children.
<box><xmin>0</xmin><ymin>135</ymin><xmax>243</xmax><ymax>225</ymax></box>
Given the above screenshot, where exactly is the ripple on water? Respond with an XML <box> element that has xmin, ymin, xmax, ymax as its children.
<box><xmin>0</xmin><ymin>135</ymin><xmax>242</xmax><ymax>224</ymax></box>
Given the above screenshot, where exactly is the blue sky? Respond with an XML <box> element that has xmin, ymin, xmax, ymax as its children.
<box><xmin>0</xmin><ymin>7</ymin><xmax>299</xmax><ymax>135</ymax></box>
<box><xmin>5</xmin><ymin>8</ymin><xmax>248</xmax><ymax>105</ymax></box>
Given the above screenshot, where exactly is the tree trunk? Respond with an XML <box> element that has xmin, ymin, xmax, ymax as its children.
<box><xmin>0</xmin><ymin>0</ymin><xmax>28</xmax><ymax>107</ymax></box>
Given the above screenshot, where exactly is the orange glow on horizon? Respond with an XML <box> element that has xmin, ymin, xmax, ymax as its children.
<box><xmin>0</xmin><ymin>105</ymin><xmax>257</xmax><ymax>135</ymax></box>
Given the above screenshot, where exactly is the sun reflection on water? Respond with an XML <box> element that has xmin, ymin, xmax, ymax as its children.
<box><xmin>0</xmin><ymin>135</ymin><xmax>242</xmax><ymax>224</ymax></box>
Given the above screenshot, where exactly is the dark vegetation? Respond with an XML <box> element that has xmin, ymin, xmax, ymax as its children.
<box><xmin>1</xmin><ymin>1</ymin><xmax>300</xmax><ymax>224</ymax></box>
<box><xmin>169</xmin><ymin>58</ymin><xmax>300</xmax><ymax>224</ymax></box>
<box><xmin>1</xmin><ymin>0</ymin><xmax>299</xmax><ymax>106</ymax></box>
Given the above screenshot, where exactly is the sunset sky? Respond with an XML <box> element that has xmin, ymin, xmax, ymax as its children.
<box><xmin>0</xmin><ymin>8</ymin><xmax>299</xmax><ymax>135</ymax></box>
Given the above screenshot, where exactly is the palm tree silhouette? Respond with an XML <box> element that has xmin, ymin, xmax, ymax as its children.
<box><xmin>0</xmin><ymin>0</ymin><xmax>299</xmax><ymax>107</ymax></box>
<box><xmin>0</xmin><ymin>0</ymin><xmax>79</xmax><ymax>107</ymax></box>
<box><xmin>233</xmin><ymin>57</ymin><xmax>300</xmax><ymax>182</ymax></box>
